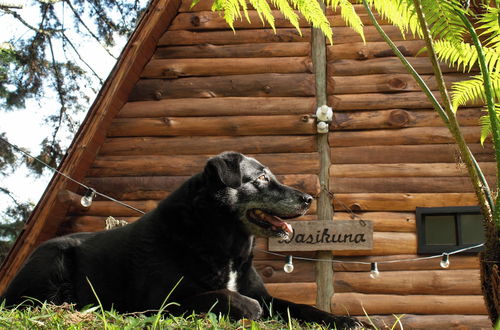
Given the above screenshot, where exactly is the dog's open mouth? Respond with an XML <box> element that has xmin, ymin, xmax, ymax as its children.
<box><xmin>247</xmin><ymin>209</ymin><xmax>293</xmax><ymax>239</ymax></box>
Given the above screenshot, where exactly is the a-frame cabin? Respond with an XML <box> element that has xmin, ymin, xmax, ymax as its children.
<box><xmin>0</xmin><ymin>0</ymin><xmax>494</xmax><ymax>328</ymax></box>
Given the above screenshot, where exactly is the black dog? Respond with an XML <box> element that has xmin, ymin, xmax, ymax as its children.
<box><xmin>2</xmin><ymin>152</ymin><xmax>361</xmax><ymax>328</ymax></box>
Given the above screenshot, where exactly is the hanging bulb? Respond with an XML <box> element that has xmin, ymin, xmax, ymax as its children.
<box><xmin>440</xmin><ymin>253</ymin><xmax>450</xmax><ymax>268</ymax></box>
<box><xmin>81</xmin><ymin>188</ymin><xmax>96</xmax><ymax>207</ymax></box>
<box><xmin>370</xmin><ymin>262</ymin><xmax>380</xmax><ymax>279</ymax></box>
<box><xmin>283</xmin><ymin>255</ymin><xmax>294</xmax><ymax>273</ymax></box>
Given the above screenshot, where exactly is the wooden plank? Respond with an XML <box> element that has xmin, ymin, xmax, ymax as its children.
<box><xmin>331</xmin><ymin>162</ymin><xmax>497</xmax><ymax>178</ymax></box>
<box><xmin>118</xmin><ymin>97</ymin><xmax>316</xmax><ymax>118</ymax></box>
<box><xmin>334</xmin><ymin>269</ymin><xmax>481</xmax><ymax>295</ymax></box>
<box><xmin>332</xmin><ymin>211</ymin><xmax>415</xmax><ymax>232</ymax></box>
<box><xmin>85</xmin><ymin>174</ymin><xmax>320</xmax><ymax>199</ymax></box>
<box><xmin>99</xmin><ymin>136</ymin><xmax>317</xmax><ymax>156</ymax></box>
<box><xmin>141</xmin><ymin>57</ymin><xmax>312</xmax><ymax>78</ymax></box>
<box><xmin>154</xmin><ymin>43</ymin><xmax>310</xmax><ymax>59</ymax></box>
<box><xmin>330</xmin><ymin>176</ymin><xmax>496</xmax><ymax>193</ymax></box>
<box><xmin>329</xmin><ymin>126</ymin><xmax>482</xmax><ymax>147</ymax></box>
<box><xmin>328</xmin><ymin>57</ymin><xmax>455</xmax><ymax>76</ymax></box>
<box><xmin>169</xmin><ymin>10</ymin><xmax>382</xmax><ymax>30</ymax></box>
<box><xmin>330</xmin><ymin>91</ymin><xmax>483</xmax><ymax>110</ymax></box>
<box><xmin>331</xmin><ymin>73</ymin><xmax>467</xmax><ymax>94</ymax></box>
<box><xmin>266</xmin><ymin>282</ymin><xmax>317</xmax><ymax>305</ymax></box>
<box><xmin>108</xmin><ymin>115</ymin><xmax>315</xmax><ymax>137</ymax></box>
<box><xmin>361</xmin><ymin>314</ymin><xmax>491</xmax><ymax>330</ymax></box>
<box><xmin>129</xmin><ymin>73</ymin><xmax>315</xmax><ymax>101</ymax></box>
<box><xmin>331</xmin><ymin>144</ymin><xmax>495</xmax><ymax>164</ymax></box>
<box><xmin>88</xmin><ymin>153</ymin><xmax>320</xmax><ymax>177</ymax></box>
<box><xmin>332</xmin><ymin>193</ymin><xmax>480</xmax><ymax>212</ymax></box>
<box><xmin>158</xmin><ymin>25</ymin><xmax>412</xmax><ymax>46</ymax></box>
<box><xmin>331</xmin><ymin>293</ymin><xmax>488</xmax><ymax>315</ymax></box>
<box><xmin>328</xmin><ymin>40</ymin><xmax>426</xmax><ymax>60</ymax></box>
<box><xmin>332</xmin><ymin>108</ymin><xmax>483</xmax><ymax>130</ymax></box>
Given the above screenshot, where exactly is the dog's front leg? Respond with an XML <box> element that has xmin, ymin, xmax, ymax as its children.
<box><xmin>176</xmin><ymin>289</ymin><xmax>263</xmax><ymax>320</ymax></box>
<box><xmin>261</xmin><ymin>297</ymin><xmax>365</xmax><ymax>329</ymax></box>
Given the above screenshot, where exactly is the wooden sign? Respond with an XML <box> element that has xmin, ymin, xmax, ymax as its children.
<box><xmin>268</xmin><ymin>220</ymin><xmax>373</xmax><ymax>252</ymax></box>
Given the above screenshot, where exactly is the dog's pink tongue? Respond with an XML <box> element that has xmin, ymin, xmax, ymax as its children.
<box><xmin>268</xmin><ymin>216</ymin><xmax>293</xmax><ymax>233</ymax></box>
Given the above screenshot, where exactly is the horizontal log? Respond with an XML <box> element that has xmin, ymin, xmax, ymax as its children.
<box><xmin>265</xmin><ymin>282</ymin><xmax>317</xmax><ymax>305</ymax></box>
<box><xmin>159</xmin><ymin>25</ymin><xmax>413</xmax><ymax>46</ymax></box>
<box><xmin>170</xmin><ymin>10</ymin><xmax>386</xmax><ymax>31</ymax></box>
<box><xmin>329</xmin><ymin>126</ymin><xmax>482</xmax><ymax>147</ymax></box>
<box><xmin>331</xmin><ymin>144</ymin><xmax>495</xmax><ymax>164</ymax></box>
<box><xmin>332</xmin><ymin>108</ymin><xmax>483</xmax><ymax>130</ymax></box>
<box><xmin>332</xmin><ymin>211</ymin><xmax>415</xmax><ymax>232</ymax></box>
<box><xmin>331</xmin><ymin>73</ymin><xmax>467</xmax><ymax>94</ymax></box>
<box><xmin>88</xmin><ymin>153</ymin><xmax>320</xmax><ymax>177</ymax></box>
<box><xmin>328</xmin><ymin>40</ymin><xmax>426</xmax><ymax>60</ymax></box>
<box><xmin>255</xmin><ymin>260</ymin><xmax>315</xmax><ymax>283</ymax></box>
<box><xmin>329</xmin><ymin>57</ymin><xmax>456</xmax><ymax>76</ymax></box>
<box><xmin>118</xmin><ymin>97</ymin><xmax>316</xmax><ymax>117</ymax></box>
<box><xmin>256</xmin><ymin>232</ymin><xmax>417</xmax><ymax>257</ymax></box>
<box><xmin>85</xmin><ymin>174</ymin><xmax>320</xmax><ymax>199</ymax></box>
<box><xmin>108</xmin><ymin>115</ymin><xmax>315</xmax><ymax>137</ymax></box>
<box><xmin>360</xmin><ymin>314</ymin><xmax>491</xmax><ymax>330</ymax></box>
<box><xmin>154</xmin><ymin>42</ymin><xmax>310</xmax><ymax>59</ymax></box>
<box><xmin>331</xmin><ymin>176</ymin><xmax>496</xmax><ymax>193</ymax></box>
<box><xmin>142</xmin><ymin>57</ymin><xmax>312</xmax><ymax>78</ymax></box>
<box><xmin>334</xmin><ymin>269</ymin><xmax>482</xmax><ymax>295</ymax></box>
<box><xmin>99</xmin><ymin>136</ymin><xmax>317</xmax><ymax>156</ymax></box>
<box><xmin>331</xmin><ymin>293</ymin><xmax>488</xmax><ymax>315</ymax></box>
<box><xmin>329</xmin><ymin>92</ymin><xmax>483</xmax><ymax>110</ymax></box>
<box><xmin>331</xmin><ymin>162</ymin><xmax>497</xmax><ymax>178</ymax></box>
<box><xmin>332</xmin><ymin>193</ymin><xmax>480</xmax><ymax>211</ymax></box>
<box><xmin>129</xmin><ymin>73</ymin><xmax>315</xmax><ymax>101</ymax></box>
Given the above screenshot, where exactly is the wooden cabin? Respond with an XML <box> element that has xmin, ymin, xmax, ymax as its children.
<box><xmin>0</xmin><ymin>0</ymin><xmax>494</xmax><ymax>328</ymax></box>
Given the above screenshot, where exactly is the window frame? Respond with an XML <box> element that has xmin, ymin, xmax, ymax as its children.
<box><xmin>416</xmin><ymin>206</ymin><xmax>484</xmax><ymax>254</ymax></box>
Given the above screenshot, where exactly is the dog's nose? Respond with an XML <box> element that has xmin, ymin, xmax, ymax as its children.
<box><xmin>302</xmin><ymin>194</ymin><xmax>313</xmax><ymax>206</ymax></box>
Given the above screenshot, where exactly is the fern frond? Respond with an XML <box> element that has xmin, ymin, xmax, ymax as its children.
<box><xmin>451</xmin><ymin>73</ymin><xmax>500</xmax><ymax>111</ymax></box>
<box><xmin>367</xmin><ymin>0</ymin><xmax>421</xmax><ymax>38</ymax></box>
<box><xmin>270</xmin><ymin>0</ymin><xmax>300</xmax><ymax>33</ymax></box>
<box><xmin>434</xmin><ymin>40</ymin><xmax>500</xmax><ymax>74</ymax></box>
<box><xmin>212</xmin><ymin>0</ymin><xmax>244</xmax><ymax>30</ymax></box>
<box><xmin>338</xmin><ymin>0</ymin><xmax>365</xmax><ymax>43</ymax></box>
<box><xmin>477</xmin><ymin>6</ymin><xmax>500</xmax><ymax>50</ymax></box>
<box><xmin>479</xmin><ymin>103</ymin><xmax>500</xmax><ymax>144</ymax></box>
<box><xmin>419</xmin><ymin>0</ymin><xmax>467</xmax><ymax>42</ymax></box>
<box><xmin>292</xmin><ymin>0</ymin><xmax>333</xmax><ymax>43</ymax></box>
<box><xmin>248</xmin><ymin>0</ymin><xmax>276</xmax><ymax>31</ymax></box>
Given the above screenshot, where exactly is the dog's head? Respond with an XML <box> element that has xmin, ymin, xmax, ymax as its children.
<box><xmin>203</xmin><ymin>152</ymin><xmax>313</xmax><ymax>239</ymax></box>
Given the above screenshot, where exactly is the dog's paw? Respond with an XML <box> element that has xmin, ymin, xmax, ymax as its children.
<box><xmin>239</xmin><ymin>296</ymin><xmax>263</xmax><ymax>320</ymax></box>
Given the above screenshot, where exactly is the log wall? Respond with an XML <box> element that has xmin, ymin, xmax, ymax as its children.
<box><xmin>62</xmin><ymin>1</ymin><xmax>493</xmax><ymax>328</ymax></box>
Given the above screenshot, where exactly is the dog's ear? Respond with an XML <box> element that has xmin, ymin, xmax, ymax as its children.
<box><xmin>204</xmin><ymin>152</ymin><xmax>243</xmax><ymax>189</ymax></box>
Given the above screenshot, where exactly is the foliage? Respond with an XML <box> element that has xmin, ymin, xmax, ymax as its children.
<box><xmin>0</xmin><ymin>302</ymin><xmax>346</xmax><ymax>330</ymax></box>
<box><xmin>200</xmin><ymin>0</ymin><xmax>365</xmax><ymax>43</ymax></box>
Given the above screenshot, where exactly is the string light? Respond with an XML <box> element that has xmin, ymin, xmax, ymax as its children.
<box><xmin>80</xmin><ymin>188</ymin><xmax>96</xmax><ymax>207</ymax></box>
<box><xmin>283</xmin><ymin>255</ymin><xmax>294</xmax><ymax>273</ymax></box>
<box><xmin>0</xmin><ymin>137</ymin><xmax>487</xmax><ymax>275</ymax></box>
<box><xmin>440</xmin><ymin>253</ymin><xmax>450</xmax><ymax>268</ymax></box>
<box><xmin>369</xmin><ymin>262</ymin><xmax>380</xmax><ymax>279</ymax></box>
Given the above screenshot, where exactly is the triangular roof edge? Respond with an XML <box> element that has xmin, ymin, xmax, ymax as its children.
<box><xmin>0</xmin><ymin>0</ymin><xmax>182</xmax><ymax>292</ymax></box>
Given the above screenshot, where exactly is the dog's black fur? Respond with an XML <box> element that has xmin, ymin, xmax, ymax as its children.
<box><xmin>2</xmin><ymin>152</ymin><xmax>361</xmax><ymax>329</ymax></box>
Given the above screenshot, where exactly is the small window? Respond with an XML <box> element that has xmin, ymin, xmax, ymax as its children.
<box><xmin>417</xmin><ymin>206</ymin><xmax>485</xmax><ymax>254</ymax></box>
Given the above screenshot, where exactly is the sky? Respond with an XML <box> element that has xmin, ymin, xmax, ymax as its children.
<box><xmin>0</xmin><ymin>1</ymin><xmax>129</xmax><ymax>213</ymax></box>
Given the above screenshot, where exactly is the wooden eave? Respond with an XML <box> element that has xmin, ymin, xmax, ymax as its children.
<box><xmin>0</xmin><ymin>0</ymin><xmax>182</xmax><ymax>292</ymax></box>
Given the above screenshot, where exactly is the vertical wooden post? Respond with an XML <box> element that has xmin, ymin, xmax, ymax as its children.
<box><xmin>312</xmin><ymin>1</ymin><xmax>334</xmax><ymax>313</ymax></box>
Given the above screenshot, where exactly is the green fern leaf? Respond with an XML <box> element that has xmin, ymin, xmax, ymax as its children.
<box><xmin>477</xmin><ymin>6</ymin><xmax>500</xmax><ymax>50</ymax></box>
<box><xmin>434</xmin><ymin>40</ymin><xmax>500</xmax><ymax>74</ymax></box>
<box><xmin>270</xmin><ymin>0</ymin><xmax>300</xmax><ymax>33</ymax></box>
<box><xmin>248</xmin><ymin>0</ymin><xmax>276</xmax><ymax>31</ymax></box>
<box><xmin>419</xmin><ymin>0</ymin><xmax>467</xmax><ymax>42</ymax></box>
<box><xmin>338</xmin><ymin>0</ymin><xmax>365</xmax><ymax>43</ymax></box>
<box><xmin>293</xmin><ymin>0</ymin><xmax>333</xmax><ymax>43</ymax></box>
<box><xmin>451</xmin><ymin>73</ymin><xmax>500</xmax><ymax>111</ymax></box>
<box><xmin>479</xmin><ymin>103</ymin><xmax>500</xmax><ymax>145</ymax></box>
<box><xmin>367</xmin><ymin>0</ymin><xmax>422</xmax><ymax>38</ymax></box>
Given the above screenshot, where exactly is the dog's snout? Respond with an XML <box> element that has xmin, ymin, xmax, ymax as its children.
<box><xmin>302</xmin><ymin>194</ymin><xmax>313</xmax><ymax>206</ymax></box>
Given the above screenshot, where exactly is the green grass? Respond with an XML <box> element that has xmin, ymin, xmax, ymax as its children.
<box><xmin>0</xmin><ymin>302</ymin><xmax>344</xmax><ymax>329</ymax></box>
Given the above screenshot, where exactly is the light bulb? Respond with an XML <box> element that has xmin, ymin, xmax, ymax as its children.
<box><xmin>283</xmin><ymin>256</ymin><xmax>294</xmax><ymax>273</ymax></box>
<box><xmin>440</xmin><ymin>253</ymin><xmax>450</xmax><ymax>268</ymax></box>
<box><xmin>370</xmin><ymin>262</ymin><xmax>380</xmax><ymax>279</ymax></box>
<box><xmin>80</xmin><ymin>188</ymin><xmax>96</xmax><ymax>208</ymax></box>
